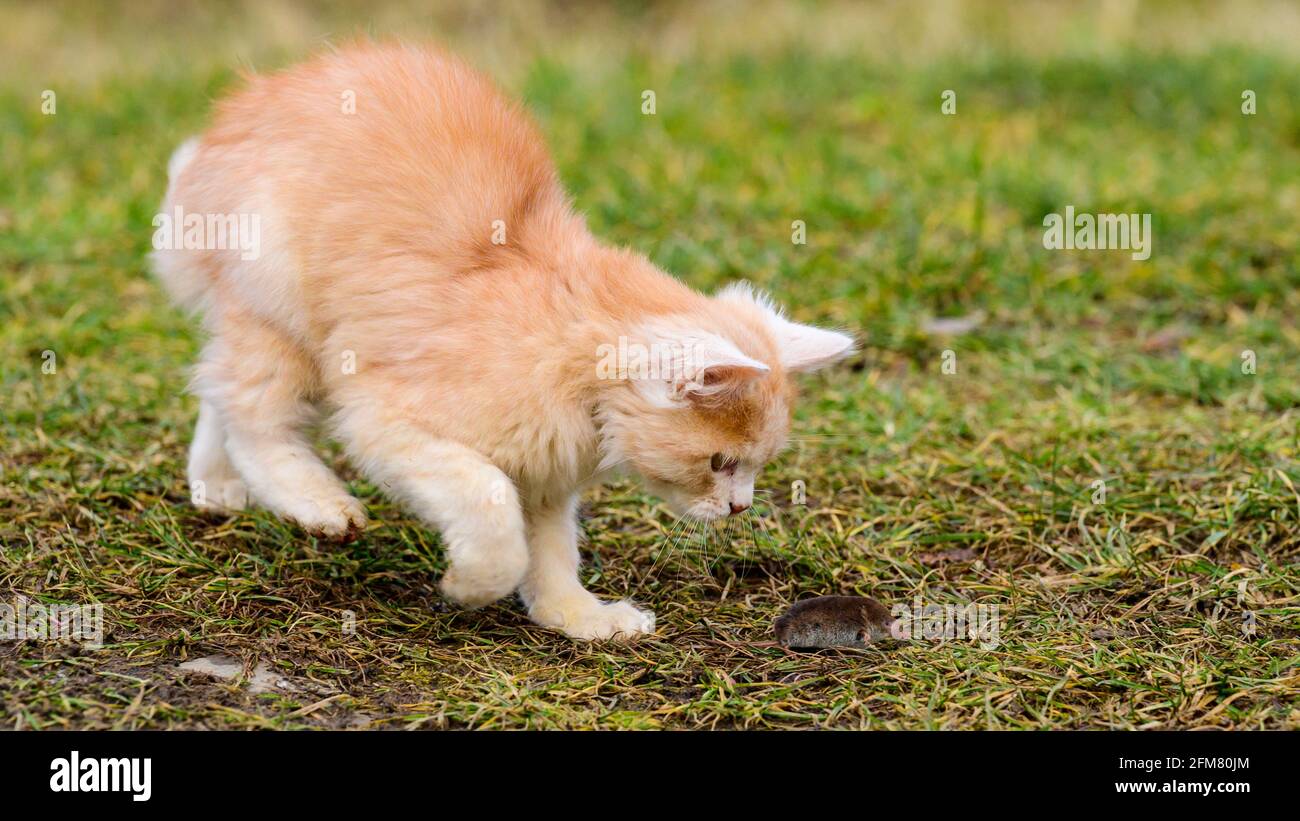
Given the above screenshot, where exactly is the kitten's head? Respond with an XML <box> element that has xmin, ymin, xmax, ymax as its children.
<box><xmin>597</xmin><ymin>283</ymin><xmax>854</xmax><ymax>521</ymax></box>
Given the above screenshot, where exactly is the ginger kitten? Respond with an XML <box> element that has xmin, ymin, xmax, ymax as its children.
<box><xmin>152</xmin><ymin>43</ymin><xmax>853</xmax><ymax>640</ymax></box>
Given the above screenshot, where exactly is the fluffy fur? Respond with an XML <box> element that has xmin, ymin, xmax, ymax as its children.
<box><xmin>152</xmin><ymin>42</ymin><xmax>854</xmax><ymax>640</ymax></box>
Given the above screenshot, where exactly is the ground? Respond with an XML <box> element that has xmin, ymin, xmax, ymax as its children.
<box><xmin>1</xmin><ymin>1</ymin><xmax>1298</xmax><ymax>729</ymax></box>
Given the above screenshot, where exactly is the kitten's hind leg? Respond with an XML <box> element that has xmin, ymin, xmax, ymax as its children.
<box><xmin>337</xmin><ymin>408</ymin><xmax>528</xmax><ymax>607</ymax></box>
<box><xmin>519</xmin><ymin>496</ymin><xmax>655</xmax><ymax>641</ymax></box>
<box><xmin>187</xmin><ymin>399</ymin><xmax>248</xmax><ymax>512</ymax></box>
<box><xmin>194</xmin><ymin>317</ymin><xmax>367</xmax><ymax>540</ymax></box>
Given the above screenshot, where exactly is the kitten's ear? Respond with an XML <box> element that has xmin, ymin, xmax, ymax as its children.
<box><xmin>680</xmin><ymin>335</ymin><xmax>770</xmax><ymax>401</ymax></box>
<box><xmin>716</xmin><ymin>282</ymin><xmax>856</xmax><ymax>373</ymax></box>
<box><xmin>767</xmin><ymin>315</ymin><xmax>855</xmax><ymax>372</ymax></box>
<box><xmin>634</xmin><ymin>324</ymin><xmax>770</xmax><ymax>406</ymax></box>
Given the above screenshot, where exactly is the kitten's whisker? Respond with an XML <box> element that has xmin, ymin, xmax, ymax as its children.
<box><xmin>650</xmin><ymin>513</ymin><xmax>697</xmax><ymax>579</ymax></box>
<box><xmin>646</xmin><ymin>514</ymin><xmax>684</xmax><ymax>577</ymax></box>
<box><xmin>712</xmin><ymin>517</ymin><xmax>733</xmax><ymax>572</ymax></box>
<box><xmin>735</xmin><ymin>510</ymin><xmax>756</xmax><ymax>581</ymax></box>
<box><xmin>649</xmin><ymin>516</ymin><xmax>686</xmax><ymax>578</ymax></box>
<box><xmin>681</xmin><ymin>519</ymin><xmax>702</xmax><ymax>574</ymax></box>
<box><xmin>573</xmin><ymin>458</ymin><xmax>630</xmax><ymax>490</ymax></box>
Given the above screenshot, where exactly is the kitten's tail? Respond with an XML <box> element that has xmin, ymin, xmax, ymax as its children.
<box><xmin>149</xmin><ymin>137</ymin><xmax>209</xmax><ymax>312</ymax></box>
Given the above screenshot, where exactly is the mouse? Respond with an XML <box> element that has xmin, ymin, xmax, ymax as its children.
<box><xmin>773</xmin><ymin>595</ymin><xmax>896</xmax><ymax>649</ymax></box>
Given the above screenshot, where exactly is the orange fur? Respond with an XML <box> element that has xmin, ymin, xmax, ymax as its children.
<box><xmin>153</xmin><ymin>42</ymin><xmax>853</xmax><ymax>639</ymax></box>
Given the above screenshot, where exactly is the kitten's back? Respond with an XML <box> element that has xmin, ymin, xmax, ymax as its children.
<box><xmin>160</xmin><ymin>43</ymin><xmax>577</xmax><ymax>336</ymax></box>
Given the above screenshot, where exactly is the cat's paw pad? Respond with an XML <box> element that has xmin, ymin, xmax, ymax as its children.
<box><xmin>555</xmin><ymin>600</ymin><xmax>656</xmax><ymax>642</ymax></box>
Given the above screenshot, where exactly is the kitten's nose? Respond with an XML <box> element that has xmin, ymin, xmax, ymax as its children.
<box><xmin>729</xmin><ymin>502</ymin><xmax>750</xmax><ymax>516</ymax></box>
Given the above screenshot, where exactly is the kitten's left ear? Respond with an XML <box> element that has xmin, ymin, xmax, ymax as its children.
<box><xmin>769</xmin><ymin>314</ymin><xmax>855</xmax><ymax>372</ymax></box>
<box><xmin>716</xmin><ymin>282</ymin><xmax>856</xmax><ymax>373</ymax></box>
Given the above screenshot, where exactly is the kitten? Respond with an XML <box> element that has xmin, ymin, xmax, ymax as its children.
<box><xmin>152</xmin><ymin>42</ymin><xmax>853</xmax><ymax>640</ymax></box>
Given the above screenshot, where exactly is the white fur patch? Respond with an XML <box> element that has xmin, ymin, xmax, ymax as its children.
<box><xmin>716</xmin><ymin>281</ymin><xmax>855</xmax><ymax>371</ymax></box>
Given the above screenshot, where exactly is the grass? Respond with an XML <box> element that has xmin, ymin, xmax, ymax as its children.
<box><xmin>2</xmin><ymin>0</ymin><xmax>1299</xmax><ymax>729</ymax></box>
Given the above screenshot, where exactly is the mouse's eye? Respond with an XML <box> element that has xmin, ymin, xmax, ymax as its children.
<box><xmin>710</xmin><ymin>453</ymin><xmax>739</xmax><ymax>474</ymax></box>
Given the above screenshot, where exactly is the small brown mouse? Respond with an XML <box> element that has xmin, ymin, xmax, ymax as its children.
<box><xmin>774</xmin><ymin>595</ymin><xmax>896</xmax><ymax>649</ymax></box>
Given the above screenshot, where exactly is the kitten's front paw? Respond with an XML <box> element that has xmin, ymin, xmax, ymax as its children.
<box><xmin>285</xmin><ymin>494</ymin><xmax>368</xmax><ymax>542</ymax></box>
<box><xmin>531</xmin><ymin>598</ymin><xmax>656</xmax><ymax>642</ymax></box>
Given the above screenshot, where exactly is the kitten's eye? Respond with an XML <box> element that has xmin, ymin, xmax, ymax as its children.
<box><xmin>710</xmin><ymin>453</ymin><xmax>738</xmax><ymax>473</ymax></box>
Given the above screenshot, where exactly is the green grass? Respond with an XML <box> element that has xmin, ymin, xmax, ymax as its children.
<box><xmin>2</xmin><ymin>0</ymin><xmax>1298</xmax><ymax>729</ymax></box>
